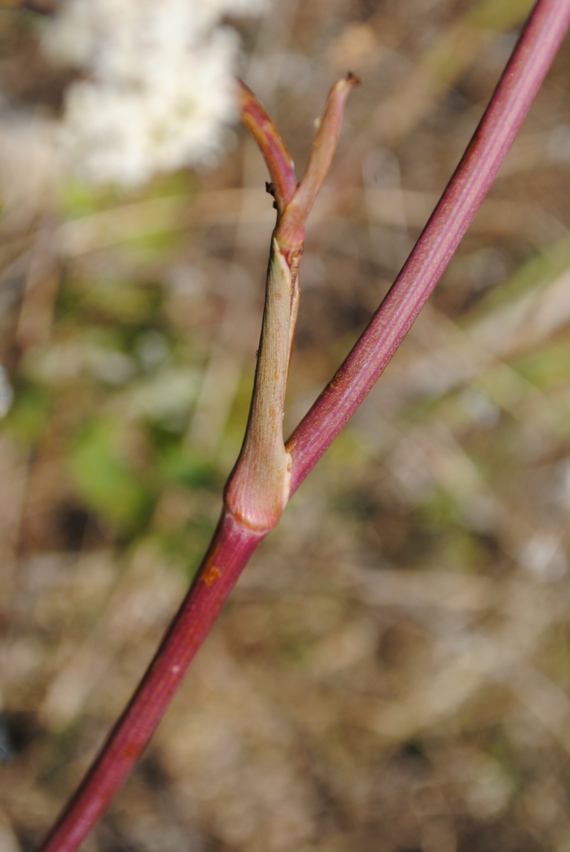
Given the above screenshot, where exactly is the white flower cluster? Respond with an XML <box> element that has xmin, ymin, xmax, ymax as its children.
<box><xmin>42</xmin><ymin>0</ymin><xmax>268</xmax><ymax>186</ymax></box>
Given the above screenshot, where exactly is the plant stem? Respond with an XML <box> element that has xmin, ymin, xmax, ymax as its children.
<box><xmin>41</xmin><ymin>511</ymin><xmax>266</xmax><ymax>852</ymax></box>
<box><xmin>226</xmin><ymin>75</ymin><xmax>359</xmax><ymax>530</ymax></box>
<box><xmin>41</xmin><ymin>75</ymin><xmax>358</xmax><ymax>852</ymax></box>
<box><xmin>40</xmin><ymin>1</ymin><xmax>570</xmax><ymax>848</ymax></box>
<box><xmin>238</xmin><ymin>80</ymin><xmax>297</xmax><ymax>213</ymax></box>
<box><xmin>287</xmin><ymin>0</ymin><xmax>570</xmax><ymax>492</ymax></box>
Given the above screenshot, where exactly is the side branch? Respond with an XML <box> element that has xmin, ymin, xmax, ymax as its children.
<box><xmin>226</xmin><ymin>77</ymin><xmax>358</xmax><ymax>531</ymax></box>
<box><xmin>237</xmin><ymin>80</ymin><xmax>297</xmax><ymax>213</ymax></box>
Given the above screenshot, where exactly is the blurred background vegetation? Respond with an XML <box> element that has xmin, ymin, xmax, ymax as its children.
<box><xmin>2</xmin><ymin>0</ymin><xmax>570</xmax><ymax>849</ymax></box>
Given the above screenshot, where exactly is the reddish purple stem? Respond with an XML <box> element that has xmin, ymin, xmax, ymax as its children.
<box><xmin>40</xmin><ymin>0</ymin><xmax>570</xmax><ymax>848</ymax></box>
<box><xmin>287</xmin><ymin>0</ymin><xmax>570</xmax><ymax>491</ymax></box>
<box><xmin>41</xmin><ymin>514</ymin><xmax>265</xmax><ymax>851</ymax></box>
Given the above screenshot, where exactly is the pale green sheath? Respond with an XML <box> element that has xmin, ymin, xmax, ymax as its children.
<box><xmin>225</xmin><ymin>238</ymin><xmax>299</xmax><ymax>531</ymax></box>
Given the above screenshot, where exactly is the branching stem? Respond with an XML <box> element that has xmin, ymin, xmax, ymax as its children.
<box><xmin>226</xmin><ymin>75</ymin><xmax>360</xmax><ymax>531</ymax></box>
<box><xmin>40</xmin><ymin>2</ymin><xmax>570</xmax><ymax>848</ymax></box>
